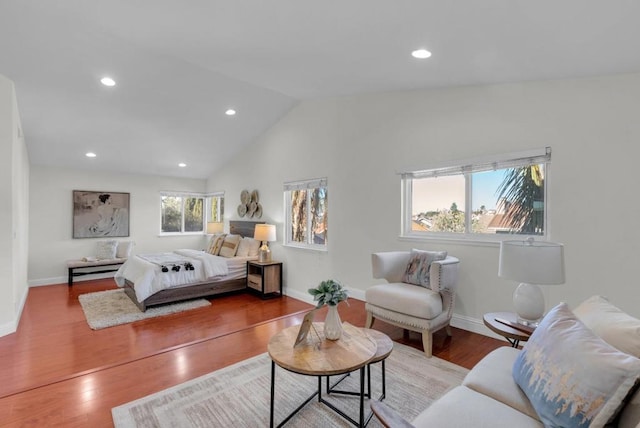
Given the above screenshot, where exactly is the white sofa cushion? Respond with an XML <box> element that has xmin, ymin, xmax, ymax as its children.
<box><xmin>574</xmin><ymin>295</ymin><xmax>640</xmax><ymax>358</ymax></box>
<box><xmin>412</xmin><ymin>386</ymin><xmax>543</xmax><ymax>428</ymax></box>
<box><xmin>365</xmin><ymin>282</ymin><xmax>443</xmax><ymax>320</ymax></box>
<box><xmin>463</xmin><ymin>347</ymin><xmax>538</xmax><ymax>420</ymax></box>
<box><xmin>513</xmin><ymin>303</ymin><xmax>640</xmax><ymax>428</ymax></box>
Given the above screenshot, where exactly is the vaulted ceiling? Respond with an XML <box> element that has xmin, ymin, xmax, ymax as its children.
<box><xmin>2</xmin><ymin>1</ymin><xmax>639</xmax><ymax>179</ymax></box>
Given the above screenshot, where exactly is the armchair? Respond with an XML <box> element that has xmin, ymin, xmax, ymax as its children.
<box><xmin>365</xmin><ymin>251</ymin><xmax>460</xmax><ymax>357</ymax></box>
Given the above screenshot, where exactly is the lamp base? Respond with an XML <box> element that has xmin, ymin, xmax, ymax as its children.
<box><xmin>258</xmin><ymin>245</ymin><xmax>271</xmax><ymax>263</ymax></box>
<box><xmin>513</xmin><ymin>282</ymin><xmax>544</xmax><ymax>327</ymax></box>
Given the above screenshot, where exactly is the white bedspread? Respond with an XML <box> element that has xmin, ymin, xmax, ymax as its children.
<box><xmin>114</xmin><ymin>250</ymin><xmax>230</xmax><ymax>303</ymax></box>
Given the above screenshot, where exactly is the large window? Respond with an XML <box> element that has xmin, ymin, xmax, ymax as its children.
<box><xmin>284</xmin><ymin>178</ymin><xmax>328</xmax><ymax>249</ymax></box>
<box><xmin>401</xmin><ymin>148</ymin><xmax>551</xmax><ymax>240</ymax></box>
<box><xmin>160</xmin><ymin>192</ymin><xmax>224</xmax><ymax>234</ymax></box>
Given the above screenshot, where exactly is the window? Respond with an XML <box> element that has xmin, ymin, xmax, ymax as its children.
<box><xmin>160</xmin><ymin>191</ymin><xmax>224</xmax><ymax>234</ymax></box>
<box><xmin>401</xmin><ymin>147</ymin><xmax>551</xmax><ymax>241</ymax></box>
<box><xmin>284</xmin><ymin>178</ymin><xmax>328</xmax><ymax>249</ymax></box>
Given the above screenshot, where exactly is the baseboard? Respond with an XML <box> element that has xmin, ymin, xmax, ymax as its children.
<box><xmin>29</xmin><ymin>272</ymin><xmax>116</xmax><ymax>287</ymax></box>
<box><xmin>0</xmin><ymin>319</ymin><xmax>17</xmax><ymax>338</ymax></box>
<box><xmin>285</xmin><ymin>286</ymin><xmax>504</xmax><ymax>342</ymax></box>
<box><xmin>451</xmin><ymin>313</ymin><xmax>508</xmax><ymax>342</ymax></box>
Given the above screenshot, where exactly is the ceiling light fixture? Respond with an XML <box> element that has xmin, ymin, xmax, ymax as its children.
<box><xmin>100</xmin><ymin>77</ymin><xmax>116</xmax><ymax>87</ymax></box>
<box><xmin>178</xmin><ymin>163</ymin><xmax>187</xmax><ymax>168</ymax></box>
<box><xmin>411</xmin><ymin>49</ymin><xmax>432</xmax><ymax>59</ymax></box>
<box><xmin>225</xmin><ymin>109</ymin><xmax>236</xmax><ymax>116</ymax></box>
<box><xmin>86</xmin><ymin>152</ymin><xmax>97</xmax><ymax>158</ymax></box>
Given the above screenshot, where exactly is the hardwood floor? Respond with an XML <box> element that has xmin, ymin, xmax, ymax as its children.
<box><xmin>0</xmin><ymin>279</ymin><xmax>505</xmax><ymax>427</ymax></box>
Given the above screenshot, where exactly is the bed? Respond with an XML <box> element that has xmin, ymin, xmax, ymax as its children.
<box><xmin>115</xmin><ymin>221</ymin><xmax>263</xmax><ymax>311</ymax></box>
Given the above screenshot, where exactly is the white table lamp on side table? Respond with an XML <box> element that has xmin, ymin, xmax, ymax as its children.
<box><xmin>498</xmin><ymin>238</ymin><xmax>565</xmax><ymax>326</ymax></box>
<box><xmin>254</xmin><ymin>224</ymin><xmax>276</xmax><ymax>262</ymax></box>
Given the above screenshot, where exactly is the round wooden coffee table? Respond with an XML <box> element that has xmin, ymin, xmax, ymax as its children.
<box><xmin>268</xmin><ymin>322</ymin><xmax>380</xmax><ymax>427</ymax></box>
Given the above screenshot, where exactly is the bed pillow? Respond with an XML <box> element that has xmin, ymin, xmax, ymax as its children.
<box><xmin>219</xmin><ymin>234</ymin><xmax>241</xmax><ymax>258</ymax></box>
<box><xmin>574</xmin><ymin>295</ymin><xmax>640</xmax><ymax>358</ymax></box>
<box><xmin>116</xmin><ymin>241</ymin><xmax>134</xmax><ymax>258</ymax></box>
<box><xmin>207</xmin><ymin>233</ymin><xmax>226</xmax><ymax>256</ymax></box>
<box><xmin>401</xmin><ymin>249</ymin><xmax>447</xmax><ymax>288</ymax></box>
<box><xmin>236</xmin><ymin>237</ymin><xmax>261</xmax><ymax>257</ymax></box>
<box><xmin>512</xmin><ymin>303</ymin><xmax>640</xmax><ymax>428</ymax></box>
<box><xmin>95</xmin><ymin>240</ymin><xmax>117</xmax><ymax>259</ymax></box>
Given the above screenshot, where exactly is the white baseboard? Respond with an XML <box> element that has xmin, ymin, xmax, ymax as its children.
<box><xmin>29</xmin><ymin>272</ymin><xmax>116</xmax><ymax>287</ymax></box>
<box><xmin>0</xmin><ymin>320</ymin><xmax>17</xmax><ymax>338</ymax></box>
<box><xmin>285</xmin><ymin>286</ymin><xmax>506</xmax><ymax>343</ymax></box>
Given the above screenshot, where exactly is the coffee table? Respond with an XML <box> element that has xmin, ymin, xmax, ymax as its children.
<box><xmin>268</xmin><ymin>322</ymin><xmax>382</xmax><ymax>427</ymax></box>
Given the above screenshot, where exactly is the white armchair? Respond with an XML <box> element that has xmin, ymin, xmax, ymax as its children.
<box><xmin>365</xmin><ymin>251</ymin><xmax>460</xmax><ymax>357</ymax></box>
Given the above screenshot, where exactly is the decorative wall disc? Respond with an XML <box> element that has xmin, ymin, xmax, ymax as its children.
<box><xmin>248</xmin><ymin>201</ymin><xmax>257</xmax><ymax>217</ymax></box>
<box><xmin>255</xmin><ymin>204</ymin><xmax>263</xmax><ymax>218</ymax></box>
<box><xmin>251</xmin><ymin>190</ymin><xmax>259</xmax><ymax>203</ymax></box>
<box><xmin>240</xmin><ymin>190</ymin><xmax>250</xmax><ymax>205</ymax></box>
<box><xmin>237</xmin><ymin>204</ymin><xmax>247</xmax><ymax>217</ymax></box>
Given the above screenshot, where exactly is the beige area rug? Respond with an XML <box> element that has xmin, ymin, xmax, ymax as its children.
<box><xmin>78</xmin><ymin>289</ymin><xmax>211</xmax><ymax>330</ymax></box>
<box><xmin>112</xmin><ymin>342</ymin><xmax>468</xmax><ymax>427</ymax></box>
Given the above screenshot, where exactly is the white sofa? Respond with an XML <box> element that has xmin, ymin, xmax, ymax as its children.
<box><xmin>372</xmin><ymin>296</ymin><xmax>640</xmax><ymax>427</ymax></box>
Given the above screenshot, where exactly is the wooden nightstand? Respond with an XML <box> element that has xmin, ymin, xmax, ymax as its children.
<box><xmin>246</xmin><ymin>260</ymin><xmax>283</xmax><ymax>298</ymax></box>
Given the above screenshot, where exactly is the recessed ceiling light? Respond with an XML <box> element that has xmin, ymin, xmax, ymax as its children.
<box><xmin>100</xmin><ymin>77</ymin><xmax>116</xmax><ymax>87</ymax></box>
<box><xmin>86</xmin><ymin>152</ymin><xmax>97</xmax><ymax>158</ymax></box>
<box><xmin>411</xmin><ymin>49</ymin><xmax>432</xmax><ymax>59</ymax></box>
<box><xmin>178</xmin><ymin>163</ymin><xmax>187</xmax><ymax>168</ymax></box>
<box><xmin>225</xmin><ymin>109</ymin><xmax>236</xmax><ymax>116</ymax></box>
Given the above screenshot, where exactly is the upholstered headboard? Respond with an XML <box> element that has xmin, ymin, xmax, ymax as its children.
<box><xmin>229</xmin><ymin>220</ymin><xmax>265</xmax><ymax>238</ymax></box>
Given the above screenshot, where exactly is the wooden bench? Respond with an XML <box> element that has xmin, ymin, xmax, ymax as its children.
<box><xmin>66</xmin><ymin>258</ymin><xmax>127</xmax><ymax>286</ymax></box>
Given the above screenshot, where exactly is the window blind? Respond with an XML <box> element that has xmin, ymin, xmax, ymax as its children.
<box><xmin>400</xmin><ymin>147</ymin><xmax>551</xmax><ymax>179</ymax></box>
<box><xmin>283</xmin><ymin>177</ymin><xmax>328</xmax><ymax>191</ymax></box>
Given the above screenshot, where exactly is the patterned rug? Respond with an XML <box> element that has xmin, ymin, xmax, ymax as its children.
<box><xmin>112</xmin><ymin>342</ymin><xmax>468</xmax><ymax>427</ymax></box>
<box><xmin>78</xmin><ymin>289</ymin><xmax>211</xmax><ymax>330</ymax></box>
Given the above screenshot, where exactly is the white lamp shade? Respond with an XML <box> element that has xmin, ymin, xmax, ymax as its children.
<box><xmin>206</xmin><ymin>222</ymin><xmax>224</xmax><ymax>234</ymax></box>
<box><xmin>498</xmin><ymin>239</ymin><xmax>565</xmax><ymax>285</ymax></box>
<box><xmin>254</xmin><ymin>224</ymin><xmax>276</xmax><ymax>242</ymax></box>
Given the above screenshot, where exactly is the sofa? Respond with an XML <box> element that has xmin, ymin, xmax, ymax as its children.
<box><xmin>372</xmin><ymin>295</ymin><xmax>640</xmax><ymax>428</ymax></box>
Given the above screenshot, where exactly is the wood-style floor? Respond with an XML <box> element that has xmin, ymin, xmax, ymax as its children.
<box><xmin>0</xmin><ymin>279</ymin><xmax>505</xmax><ymax>427</ymax></box>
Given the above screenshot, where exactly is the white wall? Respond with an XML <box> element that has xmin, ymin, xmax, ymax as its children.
<box><xmin>207</xmin><ymin>73</ymin><xmax>640</xmax><ymax>334</ymax></box>
<box><xmin>0</xmin><ymin>74</ymin><xmax>30</xmax><ymax>337</ymax></box>
<box><xmin>29</xmin><ymin>166</ymin><xmax>208</xmax><ymax>285</ymax></box>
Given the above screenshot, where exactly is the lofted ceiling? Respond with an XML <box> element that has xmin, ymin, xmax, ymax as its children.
<box><xmin>1</xmin><ymin>1</ymin><xmax>639</xmax><ymax>179</ymax></box>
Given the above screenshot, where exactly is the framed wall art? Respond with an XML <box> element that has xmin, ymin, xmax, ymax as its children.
<box><xmin>73</xmin><ymin>190</ymin><xmax>130</xmax><ymax>238</ymax></box>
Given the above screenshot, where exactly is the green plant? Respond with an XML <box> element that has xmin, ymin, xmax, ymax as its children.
<box><xmin>308</xmin><ymin>279</ymin><xmax>348</xmax><ymax>308</ymax></box>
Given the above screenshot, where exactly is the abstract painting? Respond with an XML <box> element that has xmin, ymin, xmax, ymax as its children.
<box><xmin>73</xmin><ymin>190</ymin><xmax>130</xmax><ymax>238</ymax></box>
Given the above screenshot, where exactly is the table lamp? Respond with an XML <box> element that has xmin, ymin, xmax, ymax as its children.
<box><xmin>206</xmin><ymin>222</ymin><xmax>224</xmax><ymax>235</ymax></box>
<box><xmin>254</xmin><ymin>224</ymin><xmax>276</xmax><ymax>262</ymax></box>
<box><xmin>498</xmin><ymin>238</ymin><xmax>565</xmax><ymax>326</ymax></box>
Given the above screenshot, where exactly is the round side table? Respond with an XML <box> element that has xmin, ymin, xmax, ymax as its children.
<box><xmin>483</xmin><ymin>312</ymin><xmax>535</xmax><ymax>348</ymax></box>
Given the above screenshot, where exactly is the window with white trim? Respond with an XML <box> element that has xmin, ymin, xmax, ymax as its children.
<box><xmin>401</xmin><ymin>148</ymin><xmax>551</xmax><ymax>240</ymax></box>
<box><xmin>284</xmin><ymin>178</ymin><xmax>328</xmax><ymax>249</ymax></box>
<box><xmin>160</xmin><ymin>191</ymin><xmax>224</xmax><ymax>234</ymax></box>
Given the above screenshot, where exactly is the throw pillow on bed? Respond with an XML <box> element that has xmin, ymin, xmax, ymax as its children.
<box><xmin>219</xmin><ymin>234</ymin><xmax>241</xmax><ymax>258</ymax></box>
<box><xmin>207</xmin><ymin>233</ymin><xmax>226</xmax><ymax>255</ymax></box>
<box><xmin>512</xmin><ymin>303</ymin><xmax>640</xmax><ymax>428</ymax></box>
<box><xmin>401</xmin><ymin>249</ymin><xmax>447</xmax><ymax>288</ymax></box>
<box><xmin>95</xmin><ymin>240</ymin><xmax>117</xmax><ymax>259</ymax></box>
<box><xmin>236</xmin><ymin>237</ymin><xmax>261</xmax><ymax>257</ymax></box>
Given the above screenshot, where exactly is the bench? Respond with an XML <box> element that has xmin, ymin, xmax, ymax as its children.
<box><xmin>66</xmin><ymin>258</ymin><xmax>127</xmax><ymax>286</ymax></box>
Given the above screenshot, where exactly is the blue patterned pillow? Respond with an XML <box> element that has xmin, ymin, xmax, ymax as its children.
<box><xmin>401</xmin><ymin>249</ymin><xmax>447</xmax><ymax>288</ymax></box>
<box><xmin>513</xmin><ymin>303</ymin><xmax>640</xmax><ymax>427</ymax></box>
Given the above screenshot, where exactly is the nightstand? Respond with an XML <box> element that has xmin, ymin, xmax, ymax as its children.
<box><xmin>246</xmin><ymin>260</ymin><xmax>283</xmax><ymax>298</ymax></box>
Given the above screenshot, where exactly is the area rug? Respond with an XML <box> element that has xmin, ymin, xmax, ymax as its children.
<box><xmin>78</xmin><ymin>289</ymin><xmax>211</xmax><ymax>330</ymax></box>
<box><xmin>112</xmin><ymin>342</ymin><xmax>468</xmax><ymax>427</ymax></box>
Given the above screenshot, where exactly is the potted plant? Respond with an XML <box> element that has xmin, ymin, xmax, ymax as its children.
<box><xmin>308</xmin><ymin>279</ymin><xmax>349</xmax><ymax>340</ymax></box>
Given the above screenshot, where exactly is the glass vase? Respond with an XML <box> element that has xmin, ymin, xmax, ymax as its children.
<box><xmin>324</xmin><ymin>305</ymin><xmax>343</xmax><ymax>340</ymax></box>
